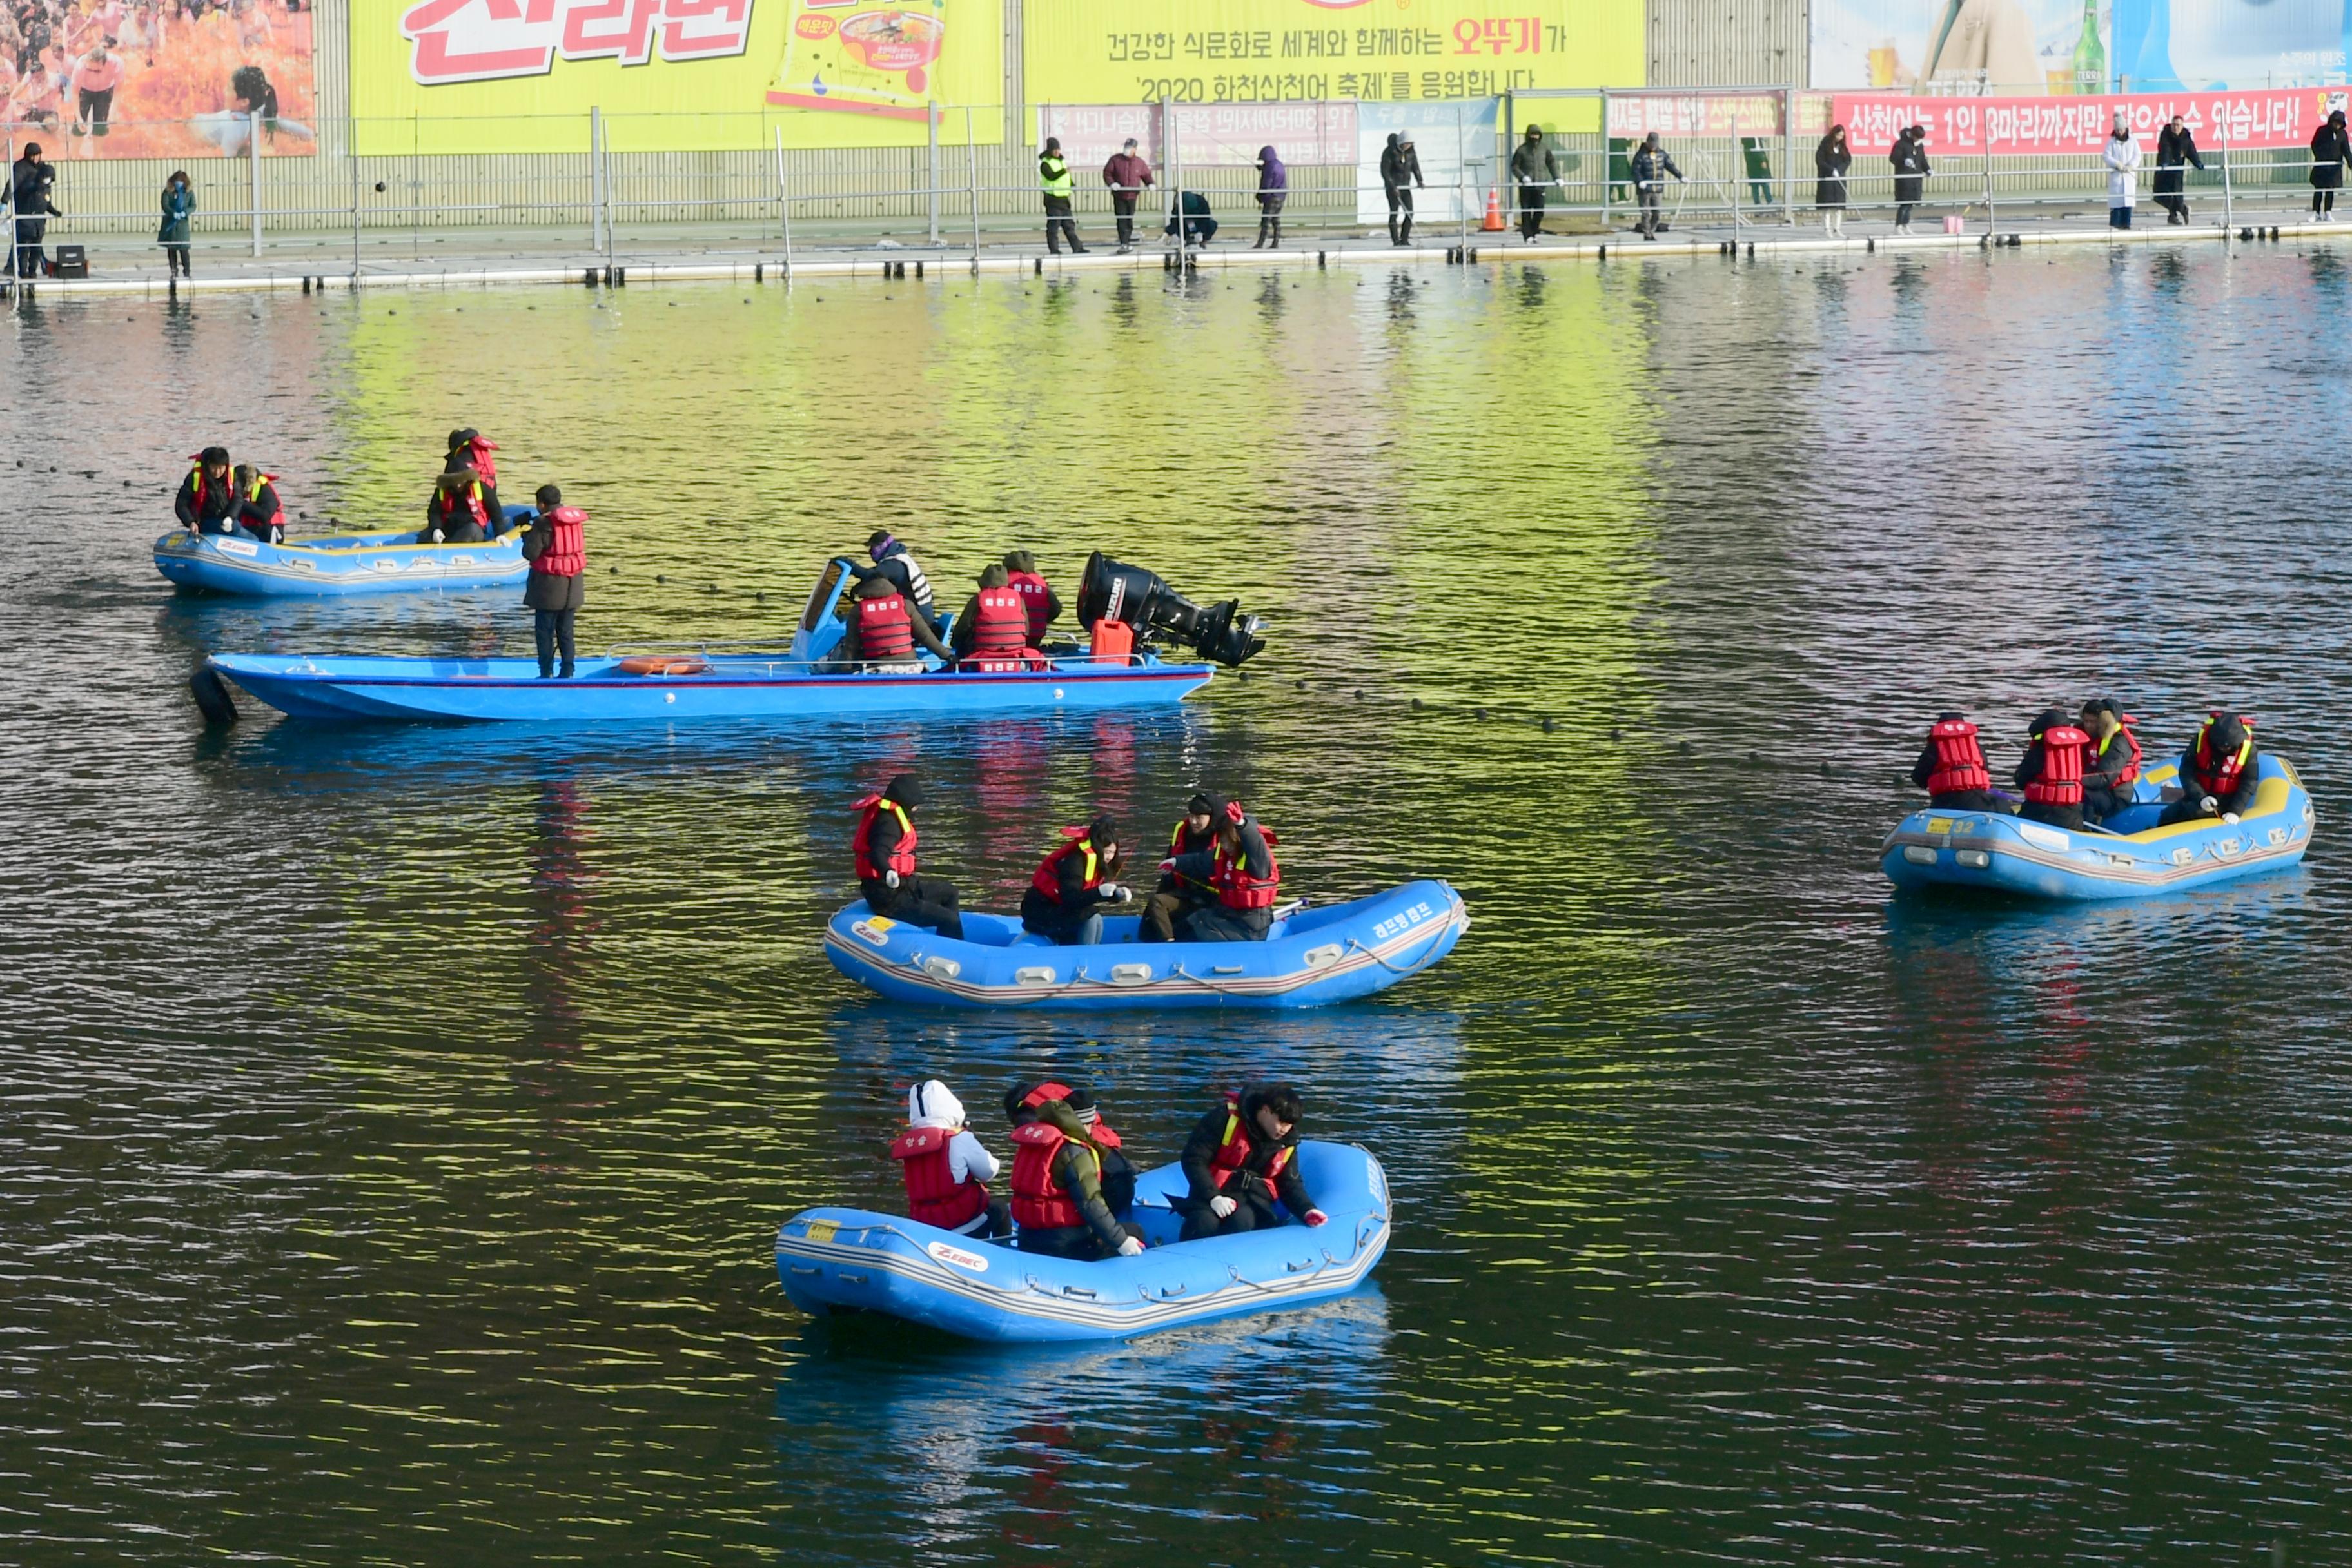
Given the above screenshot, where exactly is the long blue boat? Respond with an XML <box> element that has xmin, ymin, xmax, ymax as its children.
<box><xmin>776</xmin><ymin>1141</ymin><xmax>1389</xmax><ymax>1342</ymax></box>
<box><xmin>1881</xmin><ymin>756</ymin><xmax>2315</xmax><ymax>899</ymax></box>
<box><xmin>155</xmin><ymin>510</ymin><xmax>533</xmax><ymax>596</ymax></box>
<box><xmin>823</xmin><ymin>880</ymin><xmax>1467</xmax><ymax>1009</ymax></box>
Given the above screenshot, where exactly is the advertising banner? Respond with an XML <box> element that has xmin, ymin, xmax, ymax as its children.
<box><xmin>1605</xmin><ymin>93</ymin><xmax>1785</xmax><ymax>137</ymax></box>
<box><xmin>1</xmin><ymin>6</ymin><xmax>315</xmax><ymax>159</ymax></box>
<box><xmin>1024</xmin><ymin>0</ymin><xmax>1640</xmax><ymax>106</ymax></box>
<box><xmin>355</xmin><ymin>0</ymin><xmax>1002</xmax><ymax>153</ymax></box>
<box><xmin>1812</xmin><ymin>0</ymin><xmax>2110</xmax><ymax>94</ymax></box>
<box><xmin>2112</xmin><ymin>0</ymin><xmax>2347</xmax><ymax>91</ymax></box>
<box><xmin>1355</xmin><ymin>96</ymin><xmax>1496</xmax><ymax>223</ymax></box>
<box><xmin>1832</xmin><ymin>86</ymin><xmax>2332</xmax><ymax>152</ymax></box>
<box><xmin>1037</xmin><ymin>101</ymin><xmax>1356</xmax><ymax>168</ymax></box>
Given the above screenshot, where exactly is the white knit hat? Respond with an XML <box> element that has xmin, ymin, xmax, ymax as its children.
<box><xmin>907</xmin><ymin>1079</ymin><xmax>965</xmax><ymax>1129</ymax></box>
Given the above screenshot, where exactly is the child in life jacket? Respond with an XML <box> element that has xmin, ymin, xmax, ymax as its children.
<box><xmin>890</xmin><ymin>1080</ymin><xmax>1010</xmax><ymax>1240</ymax></box>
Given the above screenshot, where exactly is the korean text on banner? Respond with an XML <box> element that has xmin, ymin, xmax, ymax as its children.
<box><xmin>1832</xmin><ymin>88</ymin><xmax>2334</xmax><ymax>153</ymax></box>
<box><xmin>355</xmin><ymin>0</ymin><xmax>1004</xmax><ymax>153</ymax></box>
<box><xmin>1605</xmin><ymin>93</ymin><xmax>1785</xmax><ymax>138</ymax></box>
<box><xmin>1037</xmin><ymin>102</ymin><xmax>1357</xmax><ymax>168</ymax></box>
<box><xmin>1023</xmin><ymin>0</ymin><xmax>1639</xmax><ymax>106</ymax></box>
<box><xmin>1355</xmin><ymin>97</ymin><xmax>1498</xmax><ymax>224</ymax></box>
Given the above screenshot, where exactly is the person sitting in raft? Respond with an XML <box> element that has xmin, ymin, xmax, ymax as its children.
<box><xmin>2078</xmin><ymin>698</ymin><xmax>2142</xmax><ymax>825</ymax></box>
<box><xmin>1175</xmin><ymin>1084</ymin><xmax>1328</xmax><ymax>1242</ymax></box>
<box><xmin>847</xmin><ymin>530</ymin><xmax>941</xmax><ymax>634</ymax></box>
<box><xmin>1910</xmin><ymin>712</ymin><xmax>2002</xmax><ymax>812</ymax></box>
<box><xmin>1009</xmin><ymin>1097</ymin><xmax>1144</xmax><ymax>1260</ymax></box>
<box><xmin>1004</xmin><ymin>1079</ymin><xmax>1075</xmax><ymax>1129</ymax></box>
<box><xmin>948</xmin><ymin>563</ymin><xmax>1048</xmax><ymax>671</ymax></box>
<box><xmin>852</xmin><ymin>773</ymin><xmax>965</xmax><ymax>939</ymax></box>
<box><xmin>228</xmin><ymin>464</ymin><xmax>284</xmax><ymax>544</ymax></box>
<box><xmin>1003</xmin><ymin>550</ymin><xmax>1062</xmax><ymax>645</ymax></box>
<box><xmin>444</xmin><ymin>428</ymin><xmax>504</xmax><ymax>527</ymax></box>
<box><xmin>892</xmin><ymin>1079</ymin><xmax>1010</xmax><ymax>1241</ymax></box>
<box><xmin>1019</xmin><ymin>815</ymin><xmax>1132</xmax><ymax>946</ymax></box>
<box><xmin>1061</xmin><ymin>1087</ymin><xmax>1135</xmax><ymax>1220</ymax></box>
<box><xmin>1162</xmin><ymin>801</ymin><xmax>1280</xmax><ymax>943</ymax></box>
<box><xmin>422</xmin><ymin>467</ymin><xmax>495</xmax><ymax>544</ymax></box>
<box><xmin>823</xmin><ymin>574</ymin><xmax>954</xmax><ymax>673</ymax></box>
<box><xmin>1141</xmin><ymin>792</ymin><xmax>1222</xmax><ymax>944</ymax></box>
<box><xmin>520</xmin><ymin>484</ymin><xmax>587</xmax><ymax>681</ymax></box>
<box><xmin>174</xmin><ymin>447</ymin><xmax>239</xmax><ymax>536</ymax></box>
<box><xmin>2014</xmin><ymin>709</ymin><xmax>2090</xmax><ymax>831</ymax></box>
<box><xmin>2159</xmin><ymin>711</ymin><xmax>2260</xmax><ymax>827</ymax></box>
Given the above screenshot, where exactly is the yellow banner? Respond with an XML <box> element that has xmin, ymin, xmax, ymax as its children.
<box><xmin>353</xmin><ymin>0</ymin><xmax>1002</xmax><ymax>153</ymax></box>
<box><xmin>1023</xmin><ymin>0</ymin><xmax>1640</xmax><ymax>107</ymax></box>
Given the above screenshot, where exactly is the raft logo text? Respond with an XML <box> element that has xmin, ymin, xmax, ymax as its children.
<box><xmin>401</xmin><ymin>0</ymin><xmax>759</xmax><ymax>86</ymax></box>
<box><xmin>1373</xmin><ymin>901</ymin><xmax>1433</xmax><ymax>939</ymax></box>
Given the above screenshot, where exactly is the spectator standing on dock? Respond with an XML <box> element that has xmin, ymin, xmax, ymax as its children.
<box><xmin>1380</xmin><ymin>132</ymin><xmax>1424</xmax><ymax>245</ymax></box>
<box><xmin>2153</xmin><ymin>115</ymin><xmax>2202</xmax><ymax>225</ymax></box>
<box><xmin>157</xmin><ymin>170</ymin><xmax>193</xmax><ymax>277</ymax></box>
<box><xmin>1102</xmin><ymin>137</ymin><xmax>1152</xmax><ymax>253</ymax></box>
<box><xmin>10</xmin><ymin>142</ymin><xmax>61</xmax><ymax>279</ymax></box>
<box><xmin>1039</xmin><ymin>136</ymin><xmax>1087</xmax><ymax>255</ymax></box>
<box><xmin>1631</xmin><ymin>132</ymin><xmax>1681</xmax><ymax>241</ymax></box>
<box><xmin>1509</xmin><ymin>124</ymin><xmax>1560</xmax><ymax>242</ymax></box>
<box><xmin>1251</xmin><ymin>144</ymin><xmax>1286</xmax><ymax>248</ymax></box>
<box><xmin>1890</xmin><ymin>126</ymin><xmax>1928</xmax><ymax>234</ymax></box>
<box><xmin>1814</xmin><ymin>124</ymin><xmax>1851</xmax><ymax>237</ymax></box>
<box><xmin>2309</xmin><ymin>110</ymin><xmax>2349</xmax><ymax>222</ymax></box>
<box><xmin>2102</xmin><ymin>118</ymin><xmax>2142</xmax><ymax>230</ymax></box>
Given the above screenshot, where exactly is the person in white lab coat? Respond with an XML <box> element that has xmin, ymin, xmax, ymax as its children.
<box><xmin>2103</xmin><ymin>119</ymin><xmax>2143</xmax><ymax>230</ymax></box>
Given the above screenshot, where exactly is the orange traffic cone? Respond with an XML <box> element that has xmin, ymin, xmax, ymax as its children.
<box><xmin>1482</xmin><ymin>188</ymin><xmax>1506</xmax><ymax>232</ymax></box>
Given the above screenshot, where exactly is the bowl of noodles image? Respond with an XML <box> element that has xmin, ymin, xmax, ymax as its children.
<box><xmin>837</xmin><ymin>10</ymin><xmax>943</xmax><ymax>82</ymax></box>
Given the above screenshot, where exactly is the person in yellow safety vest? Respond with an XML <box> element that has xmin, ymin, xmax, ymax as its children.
<box><xmin>1141</xmin><ymin>792</ymin><xmax>1220</xmax><ymax>943</ymax></box>
<box><xmin>1039</xmin><ymin>136</ymin><xmax>1088</xmax><ymax>257</ymax></box>
<box><xmin>1175</xmin><ymin>1084</ymin><xmax>1327</xmax><ymax>1242</ymax></box>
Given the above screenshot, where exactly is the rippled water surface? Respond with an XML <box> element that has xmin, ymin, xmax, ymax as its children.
<box><xmin>5</xmin><ymin>246</ymin><xmax>2351</xmax><ymax>1564</ymax></box>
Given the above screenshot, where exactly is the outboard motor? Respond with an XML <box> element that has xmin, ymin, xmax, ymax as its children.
<box><xmin>1077</xmin><ymin>552</ymin><xmax>1266</xmax><ymax>668</ymax></box>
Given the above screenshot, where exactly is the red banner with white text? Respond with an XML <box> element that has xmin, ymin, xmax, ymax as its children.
<box><xmin>1831</xmin><ymin>89</ymin><xmax>2342</xmax><ymax>155</ymax></box>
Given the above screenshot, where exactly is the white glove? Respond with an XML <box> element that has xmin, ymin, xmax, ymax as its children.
<box><xmin>1097</xmin><ymin>881</ymin><xmax>1121</xmax><ymax>900</ymax></box>
<box><xmin>2222</xmin><ymin>812</ymin><xmax>2240</xmax><ymax>825</ymax></box>
<box><xmin>1209</xmin><ymin>1195</ymin><xmax>1237</xmax><ymax>1219</ymax></box>
<box><xmin>2200</xmin><ymin>796</ymin><xmax>2219</xmax><ymax>814</ymax></box>
<box><xmin>1115</xmin><ymin>1235</ymin><xmax>1144</xmax><ymax>1257</ymax></box>
<box><xmin>1113</xmin><ymin>885</ymin><xmax>1133</xmax><ymax>904</ymax></box>
<box><xmin>884</xmin><ymin>870</ymin><xmax>899</xmax><ymax>888</ymax></box>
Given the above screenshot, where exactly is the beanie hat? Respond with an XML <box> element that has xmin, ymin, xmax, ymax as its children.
<box><xmin>1064</xmin><ymin>1088</ymin><xmax>1101</xmax><ymax>1126</ymax></box>
<box><xmin>907</xmin><ymin>1079</ymin><xmax>965</xmax><ymax>1129</ymax></box>
<box><xmin>1186</xmin><ymin>792</ymin><xmax>1214</xmax><ymax>815</ymax></box>
<box><xmin>883</xmin><ymin>773</ymin><xmax>924</xmax><ymax>808</ymax></box>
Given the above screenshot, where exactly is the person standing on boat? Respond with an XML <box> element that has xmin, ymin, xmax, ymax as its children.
<box><xmin>444</xmin><ymin>429</ymin><xmax>503</xmax><ymax>528</ymax></box>
<box><xmin>827</xmin><ymin>574</ymin><xmax>953</xmax><ymax>672</ymax></box>
<box><xmin>1910</xmin><ymin>713</ymin><xmax>2001</xmax><ymax>812</ymax></box>
<box><xmin>1163</xmin><ymin>801</ymin><xmax>1280</xmax><ymax>942</ymax></box>
<box><xmin>2159</xmin><ymin>712</ymin><xmax>2261</xmax><ymax>826</ymax></box>
<box><xmin>892</xmin><ymin>1080</ymin><xmax>1010</xmax><ymax>1241</ymax></box>
<box><xmin>520</xmin><ymin>483</ymin><xmax>586</xmax><ymax>680</ymax></box>
<box><xmin>2014</xmin><ymin>709</ymin><xmax>2090</xmax><ymax>830</ymax></box>
<box><xmin>853</xmin><ymin>774</ymin><xmax>964</xmax><ymax>939</ymax></box>
<box><xmin>228</xmin><ymin>464</ymin><xmax>283</xmax><ymax>544</ymax></box>
<box><xmin>848</xmin><ymin>531</ymin><xmax>941</xmax><ymax>632</ymax></box>
<box><xmin>1175</xmin><ymin>1084</ymin><xmax>1327</xmax><ymax>1242</ymax></box>
<box><xmin>1002</xmin><ymin>549</ymin><xmax>1061</xmax><ymax>644</ymax></box>
<box><xmin>1019</xmin><ymin>816</ymin><xmax>1131</xmax><ymax>946</ymax></box>
<box><xmin>2077</xmin><ymin>699</ymin><xmax>2142</xmax><ymax>825</ymax></box>
<box><xmin>1140</xmin><ymin>793</ymin><xmax>1220</xmax><ymax>943</ymax></box>
<box><xmin>1010</xmin><ymin>1098</ymin><xmax>1143</xmax><ymax>1260</ymax></box>
<box><xmin>947</xmin><ymin>563</ymin><xmax>1047</xmax><ymax>671</ymax></box>
<box><xmin>173</xmin><ymin>446</ymin><xmax>237</xmax><ymax>534</ymax></box>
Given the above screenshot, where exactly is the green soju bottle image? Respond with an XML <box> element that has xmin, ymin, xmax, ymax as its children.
<box><xmin>2072</xmin><ymin>0</ymin><xmax>2105</xmax><ymax>93</ymax></box>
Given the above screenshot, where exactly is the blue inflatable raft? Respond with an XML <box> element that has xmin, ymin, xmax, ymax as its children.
<box><xmin>154</xmin><ymin>511</ymin><xmax>533</xmax><ymax>596</ymax></box>
<box><xmin>776</xmin><ymin>1141</ymin><xmax>1389</xmax><ymax>1342</ymax></box>
<box><xmin>1881</xmin><ymin>756</ymin><xmax>2315</xmax><ymax>899</ymax></box>
<box><xmin>824</xmin><ymin>879</ymin><xmax>1467</xmax><ymax>1009</ymax></box>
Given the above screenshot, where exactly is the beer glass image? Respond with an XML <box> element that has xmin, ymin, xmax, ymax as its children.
<box><xmin>769</xmin><ymin>0</ymin><xmax>946</xmax><ymax>120</ymax></box>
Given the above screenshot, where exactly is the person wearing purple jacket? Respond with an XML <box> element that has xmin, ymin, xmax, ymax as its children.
<box><xmin>1102</xmin><ymin>137</ymin><xmax>1154</xmax><ymax>253</ymax></box>
<box><xmin>1252</xmin><ymin>144</ymin><xmax>1288</xmax><ymax>248</ymax></box>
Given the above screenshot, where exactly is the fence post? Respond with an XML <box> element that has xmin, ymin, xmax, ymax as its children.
<box><xmin>1983</xmin><ymin>144</ymin><xmax>1995</xmax><ymax>231</ymax></box>
<box><xmin>1166</xmin><ymin>95</ymin><xmax>1184</xmax><ymax>259</ymax></box>
<box><xmin>1503</xmin><ymin>90</ymin><xmax>1514</xmax><ymax>231</ymax></box>
<box><xmin>1731</xmin><ymin>110</ymin><xmax>1741</xmax><ymax>232</ymax></box>
<box><xmin>591</xmin><ymin>106</ymin><xmax>605</xmax><ymax>255</ymax></box>
<box><xmin>928</xmin><ymin>101</ymin><xmax>941</xmax><ymax>247</ymax></box>
<box><xmin>774</xmin><ymin>124</ymin><xmax>794</xmax><ymax>277</ymax></box>
<box><xmin>349</xmin><ymin>112</ymin><xmax>362</xmax><ymax>280</ymax></box>
<box><xmin>601</xmin><ymin>112</ymin><xmax>614</xmax><ymax>272</ymax></box>
<box><xmin>966</xmin><ymin>106</ymin><xmax>981</xmax><ymax>268</ymax></box>
<box><xmin>1456</xmin><ymin>99</ymin><xmax>1467</xmax><ymax>244</ymax></box>
<box><xmin>1598</xmin><ymin>89</ymin><xmax>1611</xmax><ymax>231</ymax></box>
<box><xmin>1782</xmin><ymin>86</ymin><xmax>1794</xmax><ymax>224</ymax></box>
<box><xmin>249</xmin><ymin>112</ymin><xmax>262</xmax><ymax>257</ymax></box>
<box><xmin>2220</xmin><ymin>116</ymin><xmax>2233</xmax><ymax>233</ymax></box>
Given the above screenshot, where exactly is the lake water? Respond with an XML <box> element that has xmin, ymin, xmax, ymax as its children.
<box><xmin>5</xmin><ymin>245</ymin><xmax>2349</xmax><ymax>1563</ymax></box>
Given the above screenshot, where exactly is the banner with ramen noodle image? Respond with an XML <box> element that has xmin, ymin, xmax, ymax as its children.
<box><xmin>1</xmin><ymin>0</ymin><xmax>315</xmax><ymax>159</ymax></box>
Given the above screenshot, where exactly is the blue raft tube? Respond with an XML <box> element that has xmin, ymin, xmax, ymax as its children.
<box><xmin>1881</xmin><ymin>756</ymin><xmax>2315</xmax><ymax>900</ymax></box>
<box><xmin>776</xmin><ymin>1141</ymin><xmax>1389</xmax><ymax>1342</ymax></box>
<box><xmin>155</xmin><ymin>507</ymin><xmax>533</xmax><ymax>597</ymax></box>
<box><xmin>824</xmin><ymin>880</ymin><xmax>1467</xmax><ymax>1009</ymax></box>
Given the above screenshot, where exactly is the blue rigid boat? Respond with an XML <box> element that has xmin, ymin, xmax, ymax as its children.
<box><xmin>823</xmin><ymin>880</ymin><xmax>1467</xmax><ymax>1009</ymax></box>
<box><xmin>1881</xmin><ymin>756</ymin><xmax>2315</xmax><ymax>899</ymax></box>
<box><xmin>154</xmin><ymin>510</ymin><xmax>533</xmax><ymax>596</ymax></box>
<box><xmin>776</xmin><ymin>1141</ymin><xmax>1389</xmax><ymax>1342</ymax></box>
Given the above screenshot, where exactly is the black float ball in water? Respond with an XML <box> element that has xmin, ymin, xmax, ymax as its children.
<box><xmin>190</xmin><ymin>665</ymin><xmax>237</xmax><ymax>726</ymax></box>
<box><xmin>1611</xmin><ymin>727</ymin><xmax>1622</xmax><ymax>741</ymax></box>
<box><xmin>656</xmin><ymin>574</ymin><xmax>667</xmax><ymax>584</ymax></box>
<box><xmin>1475</xmin><ymin>707</ymin><xmax>1489</xmax><ymax>720</ymax></box>
<box><xmin>1542</xmin><ymin>716</ymin><xmax>1556</xmax><ymax>732</ymax></box>
<box><xmin>1410</xmin><ymin>697</ymin><xmax>1424</xmax><ymax>710</ymax></box>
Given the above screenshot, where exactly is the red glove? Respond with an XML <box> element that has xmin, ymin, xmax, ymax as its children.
<box><xmin>1158</xmin><ymin>858</ymin><xmax>1177</xmax><ymax>874</ymax></box>
<box><xmin>1303</xmin><ymin>1209</ymin><xmax>1328</xmax><ymax>1227</ymax></box>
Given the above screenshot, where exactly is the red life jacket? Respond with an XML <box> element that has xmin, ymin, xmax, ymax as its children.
<box><xmin>241</xmin><ymin>475</ymin><xmax>284</xmax><ymax>532</ymax></box>
<box><xmin>1208</xmin><ymin>1095</ymin><xmax>1292</xmax><ymax>1191</ymax></box>
<box><xmin>185</xmin><ymin>458</ymin><xmax>228</xmax><ymax>518</ymax></box>
<box><xmin>2188</xmin><ymin>716</ymin><xmax>2254</xmax><ymax>799</ymax></box>
<box><xmin>1019</xmin><ymin>1080</ymin><xmax>1073</xmax><ymax>1113</ymax></box>
<box><xmin>1006</xmin><ymin>569</ymin><xmax>1054</xmax><ymax>642</ymax></box>
<box><xmin>1029</xmin><ymin>830</ymin><xmax>1103</xmax><ymax>904</ymax></box>
<box><xmin>890</xmin><ymin>1125</ymin><xmax>989</xmax><ymax>1231</ymax></box>
<box><xmin>1211</xmin><ymin>827</ymin><xmax>1281</xmax><ymax>911</ymax></box>
<box><xmin>856</xmin><ymin>592</ymin><xmax>916</xmax><ymax>661</ymax></box>
<box><xmin>2091</xmin><ymin>720</ymin><xmax>2142</xmax><ymax>788</ymax></box>
<box><xmin>966</xmin><ymin>586</ymin><xmax>1042</xmax><ymax>670</ymax></box>
<box><xmin>2022</xmin><ymin>725</ymin><xmax>2088</xmax><ymax>806</ymax></box>
<box><xmin>533</xmin><ymin>505</ymin><xmax>586</xmax><ymax>577</ymax></box>
<box><xmin>852</xmin><ymin>794</ymin><xmax>917</xmax><ymax>881</ymax></box>
<box><xmin>456</xmin><ymin>436</ymin><xmax>499</xmax><ymax>487</ymax></box>
<box><xmin>433</xmin><ymin>480</ymin><xmax>491</xmax><ymax>532</ymax></box>
<box><xmin>1925</xmin><ymin>719</ymin><xmax>1990</xmax><ymax>796</ymax></box>
<box><xmin>1009</xmin><ymin>1122</ymin><xmax>1099</xmax><ymax>1230</ymax></box>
